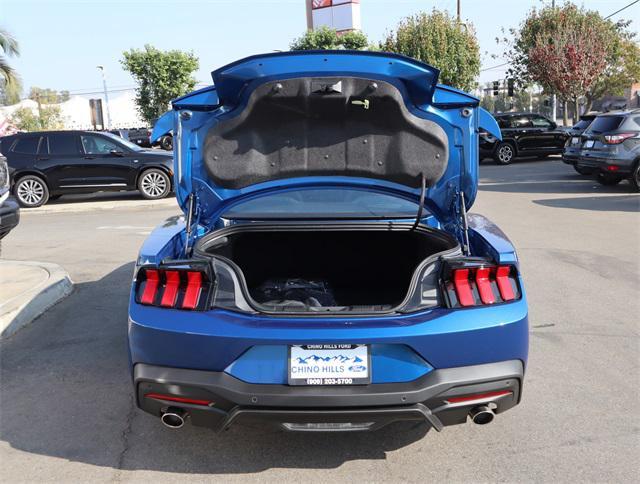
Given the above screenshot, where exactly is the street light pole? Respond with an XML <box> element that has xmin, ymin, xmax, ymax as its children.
<box><xmin>96</xmin><ymin>65</ymin><xmax>112</xmax><ymax>130</ymax></box>
<box><xmin>551</xmin><ymin>0</ymin><xmax>557</xmax><ymax>124</ymax></box>
<box><xmin>457</xmin><ymin>0</ymin><xmax>461</xmax><ymax>21</ymax></box>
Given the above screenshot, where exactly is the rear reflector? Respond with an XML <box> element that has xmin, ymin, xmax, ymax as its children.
<box><xmin>145</xmin><ymin>393</ymin><xmax>212</xmax><ymax>406</ymax></box>
<box><xmin>135</xmin><ymin>265</ymin><xmax>212</xmax><ymax>310</ymax></box>
<box><xmin>446</xmin><ymin>390</ymin><xmax>512</xmax><ymax>404</ymax></box>
<box><xmin>445</xmin><ymin>262</ymin><xmax>520</xmax><ymax>308</ymax></box>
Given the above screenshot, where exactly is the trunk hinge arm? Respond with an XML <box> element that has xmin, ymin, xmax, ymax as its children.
<box><xmin>411</xmin><ymin>173</ymin><xmax>427</xmax><ymax>231</ymax></box>
<box><xmin>460</xmin><ymin>192</ymin><xmax>471</xmax><ymax>255</ymax></box>
<box><xmin>184</xmin><ymin>192</ymin><xmax>200</xmax><ymax>257</ymax></box>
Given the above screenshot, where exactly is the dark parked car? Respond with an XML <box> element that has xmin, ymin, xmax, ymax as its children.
<box><xmin>480</xmin><ymin>112</ymin><xmax>568</xmax><ymax>164</ymax></box>
<box><xmin>562</xmin><ymin>114</ymin><xmax>598</xmax><ymax>174</ymax></box>
<box><xmin>127</xmin><ymin>128</ymin><xmax>152</xmax><ymax>147</ymax></box>
<box><xmin>0</xmin><ymin>154</ymin><xmax>20</xmax><ymax>240</ymax></box>
<box><xmin>575</xmin><ymin>109</ymin><xmax>640</xmax><ymax>191</ymax></box>
<box><xmin>1</xmin><ymin>130</ymin><xmax>174</xmax><ymax>207</ymax></box>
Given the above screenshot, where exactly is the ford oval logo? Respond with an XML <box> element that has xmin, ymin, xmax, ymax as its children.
<box><xmin>349</xmin><ymin>365</ymin><xmax>367</xmax><ymax>373</ymax></box>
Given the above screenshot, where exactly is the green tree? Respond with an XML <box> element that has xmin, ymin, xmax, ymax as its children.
<box><xmin>28</xmin><ymin>87</ymin><xmax>70</xmax><ymax>104</ymax></box>
<box><xmin>290</xmin><ymin>26</ymin><xmax>369</xmax><ymax>51</ymax></box>
<box><xmin>380</xmin><ymin>10</ymin><xmax>481</xmax><ymax>92</ymax></box>
<box><xmin>0</xmin><ymin>27</ymin><xmax>21</xmax><ymax>105</ymax></box>
<box><xmin>121</xmin><ymin>45</ymin><xmax>199</xmax><ymax>123</ymax></box>
<box><xmin>586</xmin><ymin>37</ymin><xmax>640</xmax><ymax>112</ymax></box>
<box><xmin>11</xmin><ymin>105</ymin><xmax>64</xmax><ymax>131</ymax></box>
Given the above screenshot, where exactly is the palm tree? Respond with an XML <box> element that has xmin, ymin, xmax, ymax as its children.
<box><xmin>1</xmin><ymin>28</ymin><xmax>21</xmax><ymax>102</ymax></box>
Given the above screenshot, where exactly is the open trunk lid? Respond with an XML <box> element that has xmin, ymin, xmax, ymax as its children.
<box><xmin>151</xmin><ymin>51</ymin><xmax>500</xmax><ymax>237</ymax></box>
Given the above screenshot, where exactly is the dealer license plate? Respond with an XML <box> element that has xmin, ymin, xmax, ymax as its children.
<box><xmin>288</xmin><ymin>344</ymin><xmax>370</xmax><ymax>386</ymax></box>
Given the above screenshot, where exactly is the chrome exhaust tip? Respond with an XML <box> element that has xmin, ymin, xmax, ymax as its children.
<box><xmin>161</xmin><ymin>407</ymin><xmax>187</xmax><ymax>429</ymax></box>
<box><xmin>469</xmin><ymin>405</ymin><xmax>495</xmax><ymax>425</ymax></box>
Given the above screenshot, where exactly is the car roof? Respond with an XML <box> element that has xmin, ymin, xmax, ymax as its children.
<box><xmin>8</xmin><ymin>130</ymin><xmax>112</xmax><ymax>137</ymax></box>
<box><xmin>493</xmin><ymin>112</ymin><xmax>547</xmax><ymax>117</ymax></box>
<box><xmin>596</xmin><ymin>108</ymin><xmax>640</xmax><ymax>117</ymax></box>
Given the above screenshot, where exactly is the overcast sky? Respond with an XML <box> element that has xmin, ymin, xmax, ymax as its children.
<box><xmin>3</xmin><ymin>0</ymin><xmax>638</xmax><ymax>98</ymax></box>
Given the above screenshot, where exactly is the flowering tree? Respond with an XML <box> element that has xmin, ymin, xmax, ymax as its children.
<box><xmin>527</xmin><ymin>24</ymin><xmax>608</xmax><ymax>121</ymax></box>
<box><xmin>506</xmin><ymin>4</ymin><xmax>623</xmax><ymax>123</ymax></box>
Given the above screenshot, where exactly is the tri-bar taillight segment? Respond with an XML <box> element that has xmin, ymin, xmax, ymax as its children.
<box><xmin>442</xmin><ymin>261</ymin><xmax>521</xmax><ymax>308</ymax></box>
<box><xmin>135</xmin><ymin>265</ymin><xmax>213</xmax><ymax>310</ymax></box>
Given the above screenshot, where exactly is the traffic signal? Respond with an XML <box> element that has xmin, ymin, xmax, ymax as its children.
<box><xmin>507</xmin><ymin>79</ymin><xmax>514</xmax><ymax>97</ymax></box>
<box><xmin>493</xmin><ymin>81</ymin><xmax>499</xmax><ymax>96</ymax></box>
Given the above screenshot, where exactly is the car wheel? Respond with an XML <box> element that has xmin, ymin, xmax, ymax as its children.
<box><xmin>494</xmin><ymin>143</ymin><xmax>515</xmax><ymax>165</ymax></box>
<box><xmin>630</xmin><ymin>163</ymin><xmax>640</xmax><ymax>192</ymax></box>
<box><xmin>138</xmin><ymin>169</ymin><xmax>171</xmax><ymax>200</ymax></box>
<box><xmin>595</xmin><ymin>172</ymin><xmax>622</xmax><ymax>186</ymax></box>
<box><xmin>14</xmin><ymin>175</ymin><xmax>50</xmax><ymax>207</ymax></box>
<box><xmin>160</xmin><ymin>135</ymin><xmax>173</xmax><ymax>151</ymax></box>
<box><xmin>573</xmin><ymin>165</ymin><xmax>593</xmax><ymax>175</ymax></box>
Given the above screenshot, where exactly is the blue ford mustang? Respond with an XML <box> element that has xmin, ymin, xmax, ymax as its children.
<box><xmin>128</xmin><ymin>51</ymin><xmax>528</xmax><ymax>433</ymax></box>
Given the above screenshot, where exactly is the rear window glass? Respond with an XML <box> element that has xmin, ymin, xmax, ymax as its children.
<box><xmin>12</xmin><ymin>137</ymin><xmax>41</xmax><ymax>154</ymax></box>
<box><xmin>586</xmin><ymin>116</ymin><xmax>624</xmax><ymax>133</ymax></box>
<box><xmin>47</xmin><ymin>134</ymin><xmax>80</xmax><ymax>155</ymax></box>
<box><xmin>222</xmin><ymin>189</ymin><xmax>420</xmax><ymax>220</ymax></box>
<box><xmin>572</xmin><ymin>119</ymin><xmax>592</xmax><ymax>130</ymax></box>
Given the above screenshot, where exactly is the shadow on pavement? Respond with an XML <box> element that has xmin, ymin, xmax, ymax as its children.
<box><xmin>46</xmin><ymin>191</ymin><xmax>175</xmax><ymax>206</ymax></box>
<box><xmin>533</xmin><ymin>195</ymin><xmax>640</xmax><ymax>213</ymax></box>
<box><xmin>0</xmin><ymin>262</ymin><xmax>429</xmax><ymax>474</ymax></box>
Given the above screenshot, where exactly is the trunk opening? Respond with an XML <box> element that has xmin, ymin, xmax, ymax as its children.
<box><xmin>198</xmin><ymin>225</ymin><xmax>459</xmax><ymax>313</ymax></box>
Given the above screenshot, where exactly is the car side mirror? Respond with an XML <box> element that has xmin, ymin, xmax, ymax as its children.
<box><xmin>550</xmin><ymin>122</ymin><xmax>557</xmax><ymax>130</ymax></box>
<box><xmin>110</xmin><ymin>149</ymin><xmax>125</xmax><ymax>157</ymax></box>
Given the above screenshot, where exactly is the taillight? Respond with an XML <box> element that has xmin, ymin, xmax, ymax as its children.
<box><xmin>442</xmin><ymin>260</ymin><xmax>521</xmax><ymax>308</ymax></box>
<box><xmin>603</xmin><ymin>132</ymin><xmax>635</xmax><ymax>144</ymax></box>
<box><xmin>135</xmin><ymin>264</ymin><xmax>213</xmax><ymax>310</ymax></box>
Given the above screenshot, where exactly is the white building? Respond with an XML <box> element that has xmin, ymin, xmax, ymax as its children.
<box><xmin>0</xmin><ymin>90</ymin><xmax>145</xmax><ymax>133</ymax></box>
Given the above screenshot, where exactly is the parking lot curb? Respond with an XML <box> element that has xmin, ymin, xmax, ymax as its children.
<box><xmin>0</xmin><ymin>260</ymin><xmax>73</xmax><ymax>340</ymax></box>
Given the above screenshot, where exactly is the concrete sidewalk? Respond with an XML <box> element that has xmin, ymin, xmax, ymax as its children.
<box><xmin>0</xmin><ymin>260</ymin><xmax>73</xmax><ymax>339</ymax></box>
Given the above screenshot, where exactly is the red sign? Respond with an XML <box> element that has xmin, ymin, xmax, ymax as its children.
<box><xmin>312</xmin><ymin>0</ymin><xmax>332</xmax><ymax>9</ymax></box>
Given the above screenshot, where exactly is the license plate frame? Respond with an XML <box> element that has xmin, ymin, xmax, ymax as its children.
<box><xmin>288</xmin><ymin>344</ymin><xmax>371</xmax><ymax>386</ymax></box>
<box><xmin>583</xmin><ymin>139</ymin><xmax>595</xmax><ymax>148</ymax></box>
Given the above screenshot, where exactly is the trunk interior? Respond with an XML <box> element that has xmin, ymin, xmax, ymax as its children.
<box><xmin>202</xmin><ymin>227</ymin><xmax>457</xmax><ymax>312</ymax></box>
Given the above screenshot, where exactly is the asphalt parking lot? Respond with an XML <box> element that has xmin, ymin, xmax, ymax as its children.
<box><xmin>1</xmin><ymin>157</ymin><xmax>638</xmax><ymax>482</ymax></box>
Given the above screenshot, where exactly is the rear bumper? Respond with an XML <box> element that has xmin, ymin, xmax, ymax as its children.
<box><xmin>577</xmin><ymin>154</ymin><xmax>634</xmax><ymax>174</ymax></box>
<box><xmin>135</xmin><ymin>359</ymin><xmax>523</xmax><ymax>432</ymax></box>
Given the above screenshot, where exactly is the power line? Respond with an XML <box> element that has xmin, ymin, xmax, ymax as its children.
<box><xmin>604</xmin><ymin>0</ymin><xmax>639</xmax><ymax>19</ymax></box>
<box><xmin>480</xmin><ymin>62</ymin><xmax>509</xmax><ymax>72</ymax></box>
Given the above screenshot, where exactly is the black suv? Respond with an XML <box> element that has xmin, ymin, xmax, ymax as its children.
<box><xmin>480</xmin><ymin>112</ymin><xmax>568</xmax><ymax>164</ymax></box>
<box><xmin>1</xmin><ymin>131</ymin><xmax>174</xmax><ymax>207</ymax></box>
<box><xmin>575</xmin><ymin>110</ymin><xmax>640</xmax><ymax>191</ymax></box>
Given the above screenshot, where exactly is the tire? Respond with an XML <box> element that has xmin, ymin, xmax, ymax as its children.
<box><xmin>573</xmin><ymin>165</ymin><xmax>593</xmax><ymax>175</ymax></box>
<box><xmin>630</xmin><ymin>163</ymin><xmax>640</xmax><ymax>192</ymax></box>
<box><xmin>595</xmin><ymin>172</ymin><xmax>622</xmax><ymax>186</ymax></box>
<box><xmin>494</xmin><ymin>142</ymin><xmax>515</xmax><ymax>165</ymax></box>
<box><xmin>14</xmin><ymin>175</ymin><xmax>50</xmax><ymax>207</ymax></box>
<box><xmin>160</xmin><ymin>135</ymin><xmax>173</xmax><ymax>151</ymax></box>
<box><xmin>138</xmin><ymin>169</ymin><xmax>171</xmax><ymax>200</ymax></box>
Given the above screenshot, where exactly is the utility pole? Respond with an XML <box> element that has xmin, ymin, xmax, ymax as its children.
<box><xmin>551</xmin><ymin>0</ymin><xmax>557</xmax><ymax>124</ymax></box>
<box><xmin>96</xmin><ymin>65</ymin><xmax>112</xmax><ymax>130</ymax></box>
<box><xmin>457</xmin><ymin>0</ymin><xmax>461</xmax><ymax>21</ymax></box>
